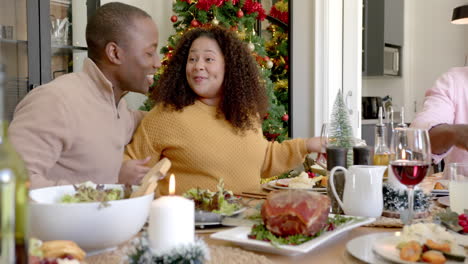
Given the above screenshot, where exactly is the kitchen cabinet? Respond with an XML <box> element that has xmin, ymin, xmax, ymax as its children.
<box><xmin>362</xmin><ymin>0</ymin><xmax>404</xmax><ymax>76</ymax></box>
<box><xmin>0</xmin><ymin>0</ymin><xmax>99</xmax><ymax>121</ymax></box>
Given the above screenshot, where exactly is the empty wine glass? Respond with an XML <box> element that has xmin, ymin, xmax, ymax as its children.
<box><xmin>389</xmin><ymin>128</ymin><xmax>431</xmax><ymax>225</ymax></box>
<box><xmin>317</xmin><ymin>123</ymin><xmax>329</xmax><ymax>165</ymax></box>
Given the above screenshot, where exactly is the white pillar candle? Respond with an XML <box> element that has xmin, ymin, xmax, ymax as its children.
<box><xmin>148</xmin><ymin>174</ymin><xmax>194</xmax><ymax>253</ymax></box>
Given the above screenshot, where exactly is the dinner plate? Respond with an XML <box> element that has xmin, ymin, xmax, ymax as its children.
<box><xmin>346</xmin><ymin>233</ymin><xmax>394</xmax><ymax>263</ymax></box>
<box><xmin>267</xmin><ymin>179</ymin><xmax>327</xmax><ymax>192</ymax></box>
<box><xmin>431</xmin><ymin>180</ymin><xmax>449</xmax><ymax>196</ymax></box>
<box><xmin>438</xmin><ymin>196</ymin><xmax>450</xmax><ymax>207</ymax></box>
<box><xmin>210</xmin><ymin>215</ymin><xmax>376</xmax><ymax>256</ymax></box>
<box><xmin>373</xmin><ymin>235</ymin><xmax>465</xmax><ymax>264</ymax></box>
<box><xmin>195</xmin><ymin>207</ymin><xmax>246</xmax><ymax>228</ymax></box>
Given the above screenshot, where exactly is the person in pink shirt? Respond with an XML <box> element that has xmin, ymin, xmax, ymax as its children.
<box><xmin>410</xmin><ymin>66</ymin><xmax>468</xmax><ymax>166</ymax></box>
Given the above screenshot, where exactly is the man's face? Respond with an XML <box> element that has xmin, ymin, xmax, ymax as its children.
<box><xmin>118</xmin><ymin>17</ymin><xmax>160</xmax><ymax>94</ymax></box>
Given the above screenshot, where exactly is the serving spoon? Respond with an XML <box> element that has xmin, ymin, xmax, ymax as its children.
<box><xmin>130</xmin><ymin>158</ymin><xmax>171</xmax><ymax>198</ymax></box>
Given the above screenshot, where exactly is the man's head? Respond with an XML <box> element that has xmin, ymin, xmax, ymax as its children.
<box><xmin>86</xmin><ymin>2</ymin><xmax>160</xmax><ymax>94</ymax></box>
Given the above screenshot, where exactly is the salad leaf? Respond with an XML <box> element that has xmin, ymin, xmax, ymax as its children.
<box><xmin>433</xmin><ymin>209</ymin><xmax>463</xmax><ymax>233</ymax></box>
<box><xmin>60</xmin><ymin>182</ymin><xmax>131</xmax><ymax>208</ymax></box>
<box><xmin>183</xmin><ymin>179</ymin><xmax>242</xmax><ymax>215</ymax></box>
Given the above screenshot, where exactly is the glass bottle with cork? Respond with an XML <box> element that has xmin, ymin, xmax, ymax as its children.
<box><xmin>373</xmin><ymin>107</ymin><xmax>391</xmax><ymax>177</ymax></box>
<box><xmin>0</xmin><ymin>64</ymin><xmax>30</xmax><ymax>264</ymax></box>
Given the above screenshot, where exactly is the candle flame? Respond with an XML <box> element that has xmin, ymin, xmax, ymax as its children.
<box><xmin>169</xmin><ymin>174</ymin><xmax>175</xmax><ymax>195</ymax></box>
<box><xmin>401</xmin><ymin>150</ymin><xmax>406</xmax><ymax>159</ymax></box>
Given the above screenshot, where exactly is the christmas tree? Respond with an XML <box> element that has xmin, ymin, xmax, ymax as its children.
<box><xmin>329</xmin><ymin>90</ymin><xmax>355</xmax><ymax>166</ymax></box>
<box><xmin>140</xmin><ymin>0</ymin><xmax>289</xmax><ymax>142</ymax></box>
<box><xmin>265</xmin><ymin>0</ymin><xmax>289</xmax><ymax>118</ymax></box>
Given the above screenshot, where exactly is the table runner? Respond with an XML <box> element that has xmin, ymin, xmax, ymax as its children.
<box><xmin>85</xmin><ymin>244</ymin><xmax>274</xmax><ymax>264</ymax></box>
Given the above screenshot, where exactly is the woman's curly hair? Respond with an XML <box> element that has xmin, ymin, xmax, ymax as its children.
<box><xmin>151</xmin><ymin>26</ymin><xmax>269</xmax><ymax>133</ymax></box>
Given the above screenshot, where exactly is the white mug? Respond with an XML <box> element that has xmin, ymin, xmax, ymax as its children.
<box><xmin>330</xmin><ymin>165</ymin><xmax>386</xmax><ymax>218</ymax></box>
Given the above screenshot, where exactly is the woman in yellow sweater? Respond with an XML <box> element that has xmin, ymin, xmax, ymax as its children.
<box><xmin>124</xmin><ymin>26</ymin><xmax>321</xmax><ymax>195</ymax></box>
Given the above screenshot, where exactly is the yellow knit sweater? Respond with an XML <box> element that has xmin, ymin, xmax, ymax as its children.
<box><xmin>125</xmin><ymin>100</ymin><xmax>308</xmax><ymax>195</ymax></box>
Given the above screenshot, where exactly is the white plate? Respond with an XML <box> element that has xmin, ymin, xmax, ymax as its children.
<box><xmin>438</xmin><ymin>196</ymin><xmax>450</xmax><ymax>207</ymax></box>
<box><xmin>195</xmin><ymin>207</ymin><xmax>246</xmax><ymax>227</ymax></box>
<box><xmin>346</xmin><ymin>233</ymin><xmax>394</xmax><ymax>263</ymax></box>
<box><xmin>267</xmin><ymin>179</ymin><xmax>327</xmax><ymax>192</ymax></box>
<box><xmin>210</xmin><ymin>215</ymin><xmax>375</xmax><ymax>256</ymax></box>
<box><xmin>432</xmin><ymin>180</ymin><xmax>449</xmax><ymax>196</ymax></box>
<box><xmin>373</xmin><ymin>235</ymin><xmax>465</xmax><ymax>264</ymax></box>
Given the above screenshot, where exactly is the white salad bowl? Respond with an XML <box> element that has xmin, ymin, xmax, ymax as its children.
<box><xmin>29</xmin><ymin>184</ymin><xmax>153</xmax><ymax>253</ymax></box>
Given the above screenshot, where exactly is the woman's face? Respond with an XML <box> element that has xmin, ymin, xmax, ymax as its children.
<box><xmin>186</xmin><ymin>36</ymin><xmax>225</xmax><ymax>106</ymax></box>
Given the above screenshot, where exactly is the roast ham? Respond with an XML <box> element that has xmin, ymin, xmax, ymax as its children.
<box><xmin>261</xmin><ymin>190</ymin><xmax>331</xmax><ymax>237</ymax></box>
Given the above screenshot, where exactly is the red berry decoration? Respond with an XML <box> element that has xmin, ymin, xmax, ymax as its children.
<box><xmin>170</xmin><ymin>15</ymin><xmax>178</xmax><ymax>23</ymax></box>
<box><xmin>237</xmin><ymin>9</ymin><xmax>244</xmax><ymax>18</ymax></box>
<box><xmin>190</xmin><ymin>19</ymin><xmax>200</xmax><ymax>27</ymax></box>
<box><xmin>281</xmin><ymin>114</ymin><xmax>289</xmax><ymax>122</ymax></box>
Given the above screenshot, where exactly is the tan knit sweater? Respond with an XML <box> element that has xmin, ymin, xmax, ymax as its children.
<box><xmin>125</xmin><ymin>100</ymin><xmax>308</xmax><ymax>195</ymax></box>
<box><xmin>9</xmin><ymin>59</ymin><xmax>145</xmax><ymax>189</ymax></box>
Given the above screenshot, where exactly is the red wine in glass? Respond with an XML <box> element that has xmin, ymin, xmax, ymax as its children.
<box><xmin>391</xmin><ymin>161</ymin><xmax>430</xmax><ymax>186</ymax></box>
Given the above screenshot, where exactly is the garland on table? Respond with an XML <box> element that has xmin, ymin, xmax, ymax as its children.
<box><xmin>124</xmin><ymin>232</ymin><xmax>209</xmax><ymax>264</ymax></box>
<box><xmin>383</xmin><ymin>182</ymin><xmax>431</xmax><ymax>212</ymax></box>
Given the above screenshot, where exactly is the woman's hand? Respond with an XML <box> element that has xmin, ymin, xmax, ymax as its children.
<box><xmin>118</xmin><ymin>157</ymin><xmax>151</xmax><ymax>185</ymax></box>
<box><xmin>306</xmin><ymin>137</ymin><xmax>322</xmax><ymax>153</ymax></box>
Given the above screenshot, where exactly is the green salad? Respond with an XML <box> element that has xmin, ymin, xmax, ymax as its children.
<box><xmin>183</xmin><ymin>179</ymin><xmax>242</xmax><ymax>216</ymax></box>
<box><xmin>60</xmin><ymin>182</ymin><xmax>132</xmax><ymax>207</ymax></box>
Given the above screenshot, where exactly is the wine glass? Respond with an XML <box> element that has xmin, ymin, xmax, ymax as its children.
<box><xmin>389</xmin><ymin>128</ymin><xmax>431</xmax><ymax>225</ymax></box>
<box><xmin>317</xmin><ymin>122</ymin><xmax>329</xmax><ymax>165</ymax></box>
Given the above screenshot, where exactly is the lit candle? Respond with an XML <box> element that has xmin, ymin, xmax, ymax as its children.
<box><xmin>148</xmin><ymin>174</ymin><xmax>194</xmax><ymax>253</ymax></box>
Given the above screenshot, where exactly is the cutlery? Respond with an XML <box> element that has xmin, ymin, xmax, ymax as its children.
<box><xmin>130</xmin><ymin>158</ymin><xmax>171</xmax><ymax>198</ymax></box>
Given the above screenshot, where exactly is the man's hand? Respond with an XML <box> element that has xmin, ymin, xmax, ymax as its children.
<box><xmin>452</xmin><ymin>125</ymin><xmax>468</xmax><ymax>151</ymax></box>
<box><xmin>118</xmin><ymin>157</ymin><xmax>151</xmax><ymax>185</ymax></box>
<box><xmin>429</xmin><ymin>124</ymin><xmax>468</xmax><ymax>154</ymax></box>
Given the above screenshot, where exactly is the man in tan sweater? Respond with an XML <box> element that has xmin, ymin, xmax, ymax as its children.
<box><xmin>8</xmin><ymin>3</ymin><xmax>160</xmax><ymax>189</ymax></box>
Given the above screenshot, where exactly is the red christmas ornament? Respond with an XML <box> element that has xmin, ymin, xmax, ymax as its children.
<box><xmin>236</xmin><ymin>9</ymin><xmax>244</xmax><ymax>18</ymax></box>
<box><xmin>281</xmin><ymin>114</ymin><xmax>289</xmax><ymax>122</ymax></box>
<box><xmin>264</xmin><ymin>56</ymin><xmax>270</xmax><ymax>62</ymax></box>
<box><xmin>170</xmin><ymin>15</ymin><xmax>178</xmax><ymax>23</ymax></box>
<box><xmin>190</xmin><ymin>19</ymin><xmax>200</xmax><ymax>27</ymax></box>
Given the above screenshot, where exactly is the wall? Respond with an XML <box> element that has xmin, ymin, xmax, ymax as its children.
<box><xmin>362</xmin><ymin>0</ymin><xmax>468</xmax><ymax>122</ymax></box>
<box><xmin>292</xmin><ymin>0</ymin><xmax>315</xmax><ymax>138</ymax></box>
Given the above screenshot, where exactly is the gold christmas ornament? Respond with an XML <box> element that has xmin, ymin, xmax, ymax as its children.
<box><xmin>247</xmin><ymin>42</ymin><xmax>255</xmax><ymax>52</ymax></box>
<box><xmin>266</xmin><ymin>60</ymin><xmax>274</xmax><ymax>69</ymax></box>
<box><xmin>212</xmin><ymin>17</ymin><xmax>219</xmax><ymax>26</ymax></box>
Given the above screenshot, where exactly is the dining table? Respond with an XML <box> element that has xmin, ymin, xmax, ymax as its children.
<box><xmin>84</xmin><ymin>175</ymin><xmax>464</xmax><ymax>264</ymax></box>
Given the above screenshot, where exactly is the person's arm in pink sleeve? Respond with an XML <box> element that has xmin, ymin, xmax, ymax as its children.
<box><xmin>410</xmin><ymin>71</ymin><xmax>457</xmax><ymax>163</ymax></box>
<box><xmin>8</xmin><ymin>89</ymin><xmax>72</xmax><ymax>189</ymax></box>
